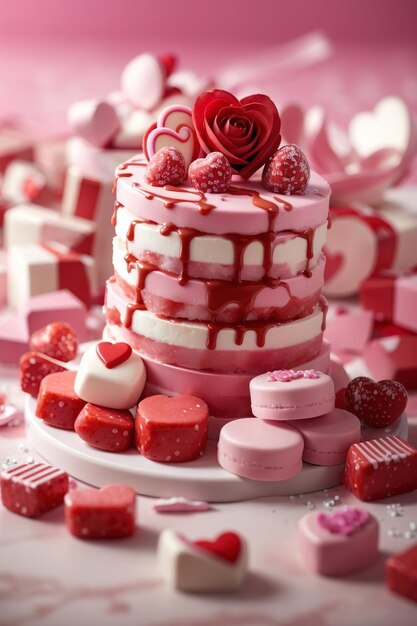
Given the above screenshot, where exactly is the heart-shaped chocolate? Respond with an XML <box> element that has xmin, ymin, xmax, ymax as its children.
<box><xmin>96</xmin><ymin>342</ymin><xmax>132</xmax><ymax>369</ymax></box>
<box><xmin>194</xmin><ymin>532</ymin><xmax>241</xmax><ymax>563</ymax></box>
<box><xmin>345</xmin><ymin>376</ymin><xmax>408</xmax><ymax>428</ymax></box>
<box><xmin>143</xmin><ymin>104</ymin><xmax>200</xmax><ymax>168</ymax></box>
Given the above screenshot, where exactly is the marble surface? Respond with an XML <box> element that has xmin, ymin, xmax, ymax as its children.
<box><xmin>1</xmin><ymin>359</ymin><xmax>417</xmax><ymax>626</ymax></box>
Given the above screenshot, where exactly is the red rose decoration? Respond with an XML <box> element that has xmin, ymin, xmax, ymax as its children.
<box><xmin>192</xmin><ymin>90</ymin><xmax>281</xmax><ymax>179</ymax></box>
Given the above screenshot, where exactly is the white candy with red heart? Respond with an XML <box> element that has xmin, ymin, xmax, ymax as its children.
<box><xmin>144</xmin><ymin>104</ymin><xmax>200</xmax><ymax>168</ymax></box>
<box><xmin>67</xmin><ymin>100</ymin><xmax>120</xmax><ymax>148</ymax></box>
<box><xmin>74</xmin><ymin>341</ymin><xmax>146</xmax><ymax>410</ymax></box>
<box><xmin>157</xmin><ymin>529</ymin><xmax>248</xmax><ymax>592</ymax></box>
<box><xmin>121</xmin><ymin>53</ymin><xmax>166</xmax><ymax>111</ymax></box>
<box><xmin>144</xmin><ymin>147</ymin><xmax>187</xmax><ymax>187</ymax></box>
<box><xmin>262</xmin><ymin>144</ymin><xmax>310</xmax><ymax>195</ymax></box>
<box><xmin>188</xmin><ymin>152</ymin><xmax>232</xmax><ymax>193</ymax></box>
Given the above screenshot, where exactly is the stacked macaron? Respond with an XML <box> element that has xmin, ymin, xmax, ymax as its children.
<box><xmin>218</xmin><ymin>369</ymin><xmax>361</xmax><ymax>481</ymax></box>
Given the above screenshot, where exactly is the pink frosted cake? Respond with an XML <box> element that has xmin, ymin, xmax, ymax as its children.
<box><xmin>104</xmin><ymin>89</ymin><xmax>331</xmax><ymax>420</ymax></box>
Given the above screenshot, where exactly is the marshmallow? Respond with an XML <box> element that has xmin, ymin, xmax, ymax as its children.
<box><xmin>67</xmin><ymin>100</ymin><xmax>120</xmax><ymax>148</ymax></box>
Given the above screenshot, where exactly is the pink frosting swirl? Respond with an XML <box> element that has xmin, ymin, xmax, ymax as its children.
<box><xmin>266</xmin><ymin>369</ymin><xmax>320</xmax><ymax>383</ymax></box>
<box><xmin>317</xmin><ymin>508</ymin><xmax>370</xmax><ymax>536</ymax></box>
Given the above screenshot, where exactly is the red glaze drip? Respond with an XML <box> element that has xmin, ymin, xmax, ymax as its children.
<box><xmin>111</xmin><ymin>201</ymin><xmax>123</xmax><ymax>227</ymax></box>
<box><xmin>206</xmin><ymin>278</ymin><xmax>291</xmax><ymax>321</ymax></box>
<box><xmin>297</xmin><ymin>228</ymin><xmax>315</xmax><ymax>278</ymax></box>
<box><xmin>205</xmin><ymin>319</ymin><xmax>279</xmax><ymax>350</ymax></box>
<box><xmin>132</xmin><ymin>182</ymin><xmax>215</xmax><ymax>214</ymax></box>
<box><xmin>126</xmin><ymin>219</ymin><xmax>145</xmax><ymax>242</ymax></box>
<box><xmin>327</xmin><ymin>210</ymin><xmax>332</xmax><ymax>230</ymax></box>
<box><xmin>228</xmin><ymin>186</ymin><xmax>281</xmax><ymax>232</ymax></box>
<box><xmin>122</xmin><ymin>254</ymin><xmax>156</xmax><ymax>329</ymax></box>
<box><xmin>160</xmin><ymin>223</ymin><xmax>201</xmax><ymax>286</ymax></box>
<box><xmin>319</xmin><ymin>297</ymin><xmax>329</xmax><ymax>331</ymax></box>
<box><xmin>112</xmin><ymin>172</ymin><xmax>133</xmax><ymax>194</ymax></box>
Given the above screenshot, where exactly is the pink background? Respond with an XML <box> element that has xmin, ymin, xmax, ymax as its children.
<box><xmin>0</xmin><ymin>0</ymin><xmax>416</xmax><ymax>137</ymax></box>
<box><xmin>0</xmin><ymin>0</ymin><xmax>416</xmax><ymax>42</ymax></box>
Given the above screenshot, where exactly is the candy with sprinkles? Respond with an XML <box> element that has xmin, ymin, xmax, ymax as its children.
<box><xmin>75</xmin><ymin>403</ymin><xmax>134</xmax><ymax>452</ymax></box>
<box><xmin>1</xmin><ymin>461</ymin><xmax>69</xmax><ymax>517</ymax></box>
<box><xmin>144</xmin><ymin>146</ymin><xmax>187</xmax><ymax>187</ymax></box>
<box><xmin>64</xmin><ymin>484</ymin><xmax>136</xmax><ymax>539</ymax></box>
<box><xmin>298</xmin><ymin>507</ymin><xmax>379</xmax><ymax>576</ymax></box>
<box><xmin>135</xmin><ymin>395</ymin><xmax>209</xmax><ymax>463</ymax></box>
<box><xmin>345</xmin><ymin>376</ymin><xmax>407</xmax><ymax>428</ymax></box>
<box><xmin>344</xmin><ymin>436</ymin><xmax>417</xmax><ymax>501</ymax></box>
<box><xmin>36</xmin><ymin>371</ymin><xmax>86</xmax><ymax>430</ymax></box>
<box><xmin>157</xmin><ymin>529</ymin><xmax>248</xmax><ymax>592</ymax></box>
<box><xmin>262</xmin><ymin>144</ymin><xmax>310</xmax><ymax>195</ymax></box>
<box><xmin>29</xmin><ymin>321</ymin><xmax>78</xmax><ymax>363</ymax></box>
<box><xmin>20</xmin><ymin>351</ymin><xmax>68</xmax><ymax>398</ymax></box>
<box><xmin>189</xmin><ymin>152</ymin><xmax>232</xmax><ymax>194</ymax></box>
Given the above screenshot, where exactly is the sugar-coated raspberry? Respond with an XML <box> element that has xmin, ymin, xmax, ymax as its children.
<box><xmin>29</xmin><ymin>322</ymin><xmax>78</xmax><ymax>363</ymax></box>
<box><xmin>262</xmin><ymin>144</ymin><xmax>310</xmax><ymax>195</ymax></box>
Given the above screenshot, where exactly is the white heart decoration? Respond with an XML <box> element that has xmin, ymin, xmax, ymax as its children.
<box><xmin>144</xmin><ymin>104</ymin><xmax>200</xmax><ymax>169</ymax></box>
<box><xmin>349</xmin><ymin>97</ymin><xmax>414</xmax><ymax>159</ymax></box>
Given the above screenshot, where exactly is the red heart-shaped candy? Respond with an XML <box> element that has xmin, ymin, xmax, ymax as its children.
<box><xmin>345</xmin><ymin>377</ymin><xmax>408</xmax><ymax>428</ymax></box>
<box><xmin>30</xmin><ymin>322</ymin><xmax>78</xmax><ymax>363</ymax></box>
<box><xmin>189</xmin><ymin>152</ymin><xmax>232</xmax><ymax>194</ymax></box>
<box><xmin>96</xmin><ymin>342</ymin><xmax>132</xmax><ymax>369</ymax></box>
<box><xmin>194</xmin><ymin>532</ymin><xmax>241</xmax><ymax>563</ymax></box>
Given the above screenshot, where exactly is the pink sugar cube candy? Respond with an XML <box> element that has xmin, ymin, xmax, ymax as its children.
<box><xmin>1</xmin><ymin>462</ymin><xmax>69</xmax><ymax>517</ymax></box>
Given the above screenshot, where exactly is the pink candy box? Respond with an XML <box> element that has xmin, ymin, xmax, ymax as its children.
<box><xmin>298</xmin><ymin>507</ymin><xmax>379</xmax><ymax>576</ymax></box>
<box><xmin>1</xmin><ymin>461</ymin><xmax>69</xmax><ymax>518</ymax></box>
<box><xmin>250</xmin><ymin>369</ymin><xmax>335</xmax><ymax>421</ymax></box>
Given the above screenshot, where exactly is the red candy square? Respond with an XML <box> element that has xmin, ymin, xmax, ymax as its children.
<box><xmin>1</xmin><ymin>462</ymin><xmax>69</xmax><ymax>517</ymax></box>
<box><xmin>136</xmin><ymin>395</ymin><xmax>209</xmax><ymax>463</ymax></box>
<box><xmin>344</xmin><ymin>436</ymin><xmax>417</xmax><ymax>501</ymax></box>
<box><xmin>386</xmin><ymin>544</ymin><xmax>417</xmax><ymax>603</ymax></box>
<box><xmin>65</xmin><ymin>484</ymin><xmax>136</xmax><ymax>539</ymax></box>
<box><xmin>20</xmin><ymin>351</ymin><xmax>67</xmax><ymax>398</ymax></box>
<box><xmin>36</xmin><ymin>370</ymin><xmax>85</xmax><ymax>430</ymax></box>
<box><xmin>75</xmin><ymin>403</ymin><xmax>134</xmax><ymax>452</ymax></box>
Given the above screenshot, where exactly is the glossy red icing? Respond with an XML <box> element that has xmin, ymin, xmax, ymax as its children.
<box><xmin>194</xmin><ymin>532</ymin><xmax>242</xmax><ymax>564</ymax></box>
<box><xmin>96</xmin><ymin>341</ymin><xmax>132</xmax><ymax>369</ymax></box>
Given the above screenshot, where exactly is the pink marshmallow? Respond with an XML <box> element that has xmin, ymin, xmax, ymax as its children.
<box><xmin>67</xmin><ymin>100</ymin><xmax>120</xmax><ymax>148</ymax></box>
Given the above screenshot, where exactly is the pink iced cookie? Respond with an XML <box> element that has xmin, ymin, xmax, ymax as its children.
<box><xmin>75</xmin><ymin>342</ymin><xmax>146</xmax><ymax>410</ymax></box>
<box><xmin>1</xmin><ymin>462</ymin><xmax>69</xmax><ymax>518</ymax></box>
<box><xmin>250</xmin><ymin>369</ymin><xmax>335</xmax><ymax>421</ymax></box>
<box><xmin>298</xmin><ymin>507</ymin><xmax>379</xmax><ymax>576</ymax></box>
<box><xmin>291</xmin><ymin>408</ymin><xmax>361</xmax><ymax>466</ymax></box>
<box><xmin>36</xmin><ymin>371</ymin><xmax>85</xmax><ymax>430</ymax></box>
<box><xmin>75</xmin><ymin>403</ymin><xmax>135</xmax><ymax>452</ymax></box>
<box><xmin>65</xmin><ymin>484</ymin><xmax>136</xmax><ymax>539</ymax></box>
<box><xmin>218</xmin><ymin>418</ymin><xmax>304</xmax><ymax>481</ymax></box>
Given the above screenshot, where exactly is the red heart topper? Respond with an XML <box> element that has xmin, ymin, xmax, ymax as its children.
<box><xmin>194</xmin><ymin>532</ymin><xmax>242</xmax><ymax>564</ymax></box>
<box><xmin>345</xmin><ymin>377</ymin><xmax>408</xmax><ymax>428</ymax></box>
<box><xmin>96</xmin><ymin>342</ymin><xmax>132</xmax><ymax>369</ymax></box>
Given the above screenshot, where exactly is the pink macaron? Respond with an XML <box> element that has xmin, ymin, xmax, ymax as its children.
<box><xmin>250</xmin><ymin>369</ymin><xmax>335</xmax><ymax>421</ymax></box>
<box><xmin>217</xmin><ymin>418</ymin><xmax>304</xmax><ymax>482</ymax></box>
<box><xmin>291</xmin><ymin>408</ymin><xmax>361</xmax><ymax>466</ymax></box>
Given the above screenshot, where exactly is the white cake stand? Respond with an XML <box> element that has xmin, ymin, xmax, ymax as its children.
<box><xmin>25</xmin><ymin>396</ymin><xmax>346</xmax><ymax>503</ymax></box>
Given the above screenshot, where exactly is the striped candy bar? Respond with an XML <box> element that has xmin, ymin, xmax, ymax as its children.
<box><xmin>344</xmin><ymin>436</ymin><xmax>417</xmax><ymax>501</ymax></box>
<box><xmin>1</xmin><ymin>462</ymin><xmax>69</xmax><ymax>517</ymax></box>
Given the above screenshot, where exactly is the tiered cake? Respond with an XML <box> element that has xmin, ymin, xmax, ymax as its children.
<box><xmin>105</xmin><ymin>150</ymin><xmax>331</xmax><ymax>426</ymax></box>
